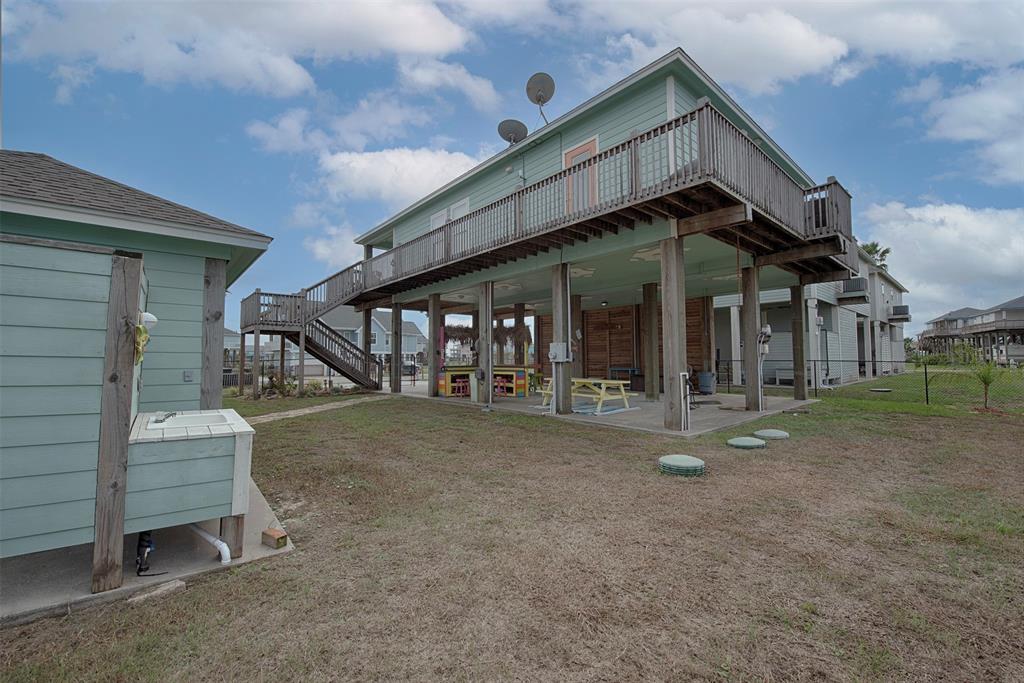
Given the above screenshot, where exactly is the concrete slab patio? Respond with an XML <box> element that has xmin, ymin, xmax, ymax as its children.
<box><xmin>393</xmin><ymin>380</ymin><xmax>812</xmax><ymax>437</ymax></box>
<box><xmin>0</xmin><ymin>479</ymin><xmax>291</xmax><ymax>626</ymax></box>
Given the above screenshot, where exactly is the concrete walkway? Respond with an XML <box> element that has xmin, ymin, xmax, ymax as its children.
<box><xmin>246</xmin><ymin>395</ymin><xmax>392</xmax><ymax>425</ymax></box>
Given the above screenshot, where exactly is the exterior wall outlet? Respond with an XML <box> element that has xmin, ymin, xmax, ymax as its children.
<box><xmin>183</xmin><ymin>370</ymin><xmax>194</xmax><ymax>383</ymax></box>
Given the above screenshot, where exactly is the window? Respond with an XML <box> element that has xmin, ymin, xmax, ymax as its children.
<box><xmin>430</xmin><ymin>198</ymin><xmax>470</xmax><ymax>230</ymax></box>
<box><xmin>430</xmin><ymin>209</ymin><xmax>447</xmax><ymax>230</ymax></box>
<box><xmin>370</xmin><ymin>332</ymin><xmax>377</xmax><ymax>345</ymax></box>
<box><xmin>564</xmin><ymin>138</ymin><xmax>598</xmax><ymax>212</ymax></box>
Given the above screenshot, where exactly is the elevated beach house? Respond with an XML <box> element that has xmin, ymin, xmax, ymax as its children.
<box><xmin>241</xmin><ymin>48</ymin><xmax>858</xmax><ymax>429</ymax></box>
<box><xmin>1</xmin><ymin>151</ymin><xmax>270</xmax><ymax>592</ymax></box>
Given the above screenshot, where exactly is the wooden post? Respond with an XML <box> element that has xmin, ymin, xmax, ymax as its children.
<box><xmin>427</xmin><ymin>293</ymin><xmax>441</xmax><ymax>397</ymax></box>
<box><xmin>513</xmin><ymin>303</ymin><xmax>526</xmax><ymax>366</ymax></box>
<box><xmin>92</xmin><ymin>252</ymin><xmax>144</xmax><ymax>593</ymax></box>
<box><xmin>741</xmin><ymin>267</ymin><xmax>761</xmax><ymax>411</ymax></box>
<box><xmin>478</xmin><ymin>282</ymin><xmax>494</xmax><ymax>404</ymax></box>
<box><xmin>729</xmin><ymin>305</ymin><xmax>742</xmax><ymax>386</ymax></box>
<box><xmin>551</xmin><ymin>263</ymin><xmax>572</xmax><ymax>414</ymax></box>
<box><xmin>702</xmin><ymin>296</ymin><xmax>716</xmax><ymax>373</ymax></box>
<box><xmin>279</xmin><ymin>334</ymin><xmax>286</xmax><ymax>386</ymax></box>
<box><xmin>253</xmin><ymin>289</ymin><xmax>261</xmax><ymax>399</ymax></box>
<box><xmin>790</xmin><ymin>285</ymin><xmax>807</xmax><ymax>400</ymax></box>
<box><xmin>390</xmin><ymin>301</ymin><xmax>402</xmax><ymax>393</ymax></box>
<box><xmin>362</xmin><ymin>309</ymin><xmax>373</xmax><ymax>357</ymax></box>
<box><xmin>200</xmin><ymin>259</ymin><xmax>226</xmax><ymax>410</ymax></box>
<box><xmin>862</xmin><ymin>318</ymin><xmax>874</xmax><ymax>379</ymax></box>
<box><xmin>471</xmin><ymin>310</ymin><xmax>480</xmax><ymax>365</ymax></box>
<box><xmin>297</xmin><ymin>288</ymin><xmax>306</xmax><ymax>394</ymax></box>
<box><xmin>660</xmin><ymin>237</ymin><xmax>687</xmax><ymax>430</ymax></box>
<box><xmin>220</xmin><ymin>515</ymin><xmax>244</xmax><ymax>559</ymax></box>
<box><xmin>571</xmin><ymin>293</ymin><xmax>584</xmax><ymax>378</ymax></box>
<box><xmin>642</xmin><ymin>282</ymin><xmax>659</xmax><ymax>400</ymax></box>
<box><xmin>239</xmin><ymin>331</ymin><xmax>247</xmax><ymax>397</ymax></box>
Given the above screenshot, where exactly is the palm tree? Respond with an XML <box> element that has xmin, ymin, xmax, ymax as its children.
<box><xmin>862</xmin><ymin>241</ymin><xmax>891</xmax><ymax>269</ymax></box>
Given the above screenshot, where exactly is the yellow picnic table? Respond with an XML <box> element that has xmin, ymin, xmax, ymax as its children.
<box><xmin>539</xmin><ymin>377</ymin><xmax>637</xmax><ymax>415</ymax></box>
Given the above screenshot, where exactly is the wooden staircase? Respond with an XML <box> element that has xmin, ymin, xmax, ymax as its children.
<box><xmin>284</xmin><ymin>319</ymin><xmax>382</xmax><ymax>390</ymax></box>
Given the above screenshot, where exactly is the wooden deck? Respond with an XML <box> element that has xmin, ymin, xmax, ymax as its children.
<box><xmin>241</xmin><ymin>100</ymin><xmax>856</xmax><ymax>332</ymax></box>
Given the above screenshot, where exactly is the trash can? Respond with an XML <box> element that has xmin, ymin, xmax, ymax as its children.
<box><xmin>697</xmin><ymin>371</ymin><xmax>716</xmax><ymax>395</ymax></box>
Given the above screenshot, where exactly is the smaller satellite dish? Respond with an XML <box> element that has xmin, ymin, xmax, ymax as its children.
<box><xmin>526</xmin><ymin>72</ymin><xmax>555</xmax><ymax>106</ymax></box>
<box><xmin>498</xmin><ymin>119</ymin><xmax>528</xmax><ymax>146</ymax></box>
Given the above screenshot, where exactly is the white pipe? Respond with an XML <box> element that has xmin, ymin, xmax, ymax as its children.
<box><xmin>189</xmin><ymin>524</ymin><xmax>232</xmax><ymax>565</ymax></box>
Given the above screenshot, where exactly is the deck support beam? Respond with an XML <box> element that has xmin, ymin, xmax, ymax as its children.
<box><xmin>427</xmin><ymin>293</ymin><xmax>441</xmax><ymax>397</ymax></box>
<box><xmin>741</xmin><ymin>266</ymin><xmax>762</xmax><ymax>411</ymax></box>
<box><xmin>514</xmin><ymin>303</ymin><xmax>526</xmax><ymax>365</ymax></box>
<box><xmin>660</xmin><ymin>236</ymin><xmax>687</xmax><ymax>430</ymax></box>
<box><xmin>92</xmin><ymin>251</ymin><xmax>143</xmax><ymax>593</ymax></box>
<box><xmin>477</xmin><ymin>281</ymin><xmax>494</xmax><ymax>405</ymax></box>
<box><xmin>790</xmin><ymin>285</ymin><xmax>807</xmax><ymax>400</ymax></box>
<box><xmin>390</xmin><ymin>301</ymin><xmax>402</xmax><ymax>393</ymax></box>
<box><xmin>642</xmin><ymin>282</ymin><xmax>659</xmax><ymax>400</ymax></box>
<box><xmin>702</xmin><ymin>296</ymin><xmax>716</xmax><ymax>373</ymax></box>
<box><xmin>755</xmin><ymin>239</ymin><xmax>844</xmax><ymax>267</ymax></box>
<box><xmin>571</xmin><ymin>294</ymin><xmax>584</xmax><ymax>378</ymax></box>
<box><xmin>675</xmin><ymin>203</ymin><xmax>752</xmax><ymax>237</ymax></box>
<box><xmin>551</xmin><ymin>263</ymin><xmax>572</xmax><ymax>414</ymax></box>
<box><xmin>239</xmin><ymin>331</ymin><xmax>247</xmax><ymax>399</ymax></box>
<box><xmin>297</xmin><ymin>288</ymin><xmax>306</xmax><ymax>394</ymax></box>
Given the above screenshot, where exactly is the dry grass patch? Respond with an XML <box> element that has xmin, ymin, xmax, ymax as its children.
<box><xmin>3</xmin><ymin>397</ymin><xmax>1023</xmax><ymax>681</ymax></box>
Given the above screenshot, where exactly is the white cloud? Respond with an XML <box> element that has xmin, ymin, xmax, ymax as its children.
<box><xmin>51</xmin><ymin>63</ymin><xmax>93</xmax><ymax>104</ymax></box>
<box><xmin>863</xmin><ymin>201</ymin><xmax>1024</xmax><ymax>333</ymax></box>
<box><xmin>246</xmin><ymin>109</ymin><xmax>329</xmax><ymax>153</ymax></box>
<box><xmin>4</xmin><ymin>0</ymin><xmax>469</xmax><ymax>98</ymax></box>
<box><xmin>317</xmin><ymin>147</ymin><xmax>485</xmax><ymax>208</ymax></box>
<box><xmin>897</xmin><ymin>75</ymin><xmax>942</xmax><ymax>103</ymax></box>
<box><xmin>924</xmin><ymin>69</ymin><xmax>1024</xmax><ymax>185</ymax></box>
<box><xmin>332</xmin><ymin>92</ymin><xmax>432</xmax><ymax>151</ymax></box>
<box><xmin>303</xmin><ymin>224</ymin><xmax>366</xmax><ymax>269</ymax></box>
<box><xmin>398</xmin><ymin>58</ymin><xmax>501</xmax><ymax>112</ymax></box>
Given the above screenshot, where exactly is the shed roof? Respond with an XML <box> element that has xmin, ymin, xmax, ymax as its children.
<box><xmin>0</xmin><ymin>150</ymin><xmax>270</xmax><ymax>241</ymax></box>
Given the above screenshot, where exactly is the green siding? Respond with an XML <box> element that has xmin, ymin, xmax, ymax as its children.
<box><xmin>2</xmin><ymin>213</ymin><xmax>217</xmax><ymax>413</ymax></box>
<box><xmin>0</xmin><ymin>240</ymin><xmax>110</xmax><ymax>558</ymax></box>
<box><xmin>390</xmin><ymin>73</ymin><xmax>669</xmax><ymax>248</ymax></box>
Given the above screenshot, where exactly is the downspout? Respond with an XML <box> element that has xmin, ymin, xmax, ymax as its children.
<box><xmin>189</xmin><ymin>524</ymin><xmax>232</xmax><ymax>565</ymax></box>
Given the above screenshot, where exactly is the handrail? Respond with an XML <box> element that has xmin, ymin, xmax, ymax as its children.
<box><xmin>242</xmin><ymin>101</ymin><xmax>854</xmax><ymax>330</ymax></box>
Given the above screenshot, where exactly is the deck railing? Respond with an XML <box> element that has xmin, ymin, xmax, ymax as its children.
<box><xmin>241</xmin><ymin>101</ymin><xmax>854</xmax><ymax>330</ymax></box>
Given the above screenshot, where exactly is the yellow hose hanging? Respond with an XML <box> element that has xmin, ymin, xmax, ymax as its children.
<box><xmin>134</xmin><ymin>323</ymin><xmax>150</xmax><ymax>365</ymax></box>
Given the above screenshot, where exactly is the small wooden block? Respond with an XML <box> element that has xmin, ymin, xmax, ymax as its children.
<box><xmin>262</xmin><ymin>527</ymin><xmax>288</xmax><ymax>549</ymax></box>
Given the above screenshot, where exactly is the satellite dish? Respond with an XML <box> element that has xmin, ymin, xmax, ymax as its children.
<box><xmin>527</xmin><ymin>72</ymin><xmax>555</xmax><ymax>124</ymax></box>
<box><xmin>498</xmin><ymin>119</ymin><xmax>528</xmax><ymax>146</ymax></box>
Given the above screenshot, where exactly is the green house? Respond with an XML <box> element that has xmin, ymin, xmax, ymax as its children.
<box><xmin>1</xmin><ymin>151</ymin><xmax>270</xmax><ymax>591</ymax></box>
<box><xmin>240</xmin><ymin>48</ymin><xmax>857</xmax><ymax>428</ymax></box>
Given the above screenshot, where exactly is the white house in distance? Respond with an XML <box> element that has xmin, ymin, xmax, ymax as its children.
<box><xmin>713</xmin><ymin>247</ymin><xmax>910</xmax><ymax>386</ymax></box>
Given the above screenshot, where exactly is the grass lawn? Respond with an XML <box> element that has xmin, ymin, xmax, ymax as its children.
<box><xmin>3</xmin><ymin>397</ymin><xmax>1023</xmax><ymax>680</ymax></box>
<box><xmin>829</xmin><ymin>366</ymin><xmax>1024</xmax><ymax>413</ymax></box>
<box><xmin>222</xmin><ymin>389</ymin><xmax>368</xmax><ymax>417</ymax></box>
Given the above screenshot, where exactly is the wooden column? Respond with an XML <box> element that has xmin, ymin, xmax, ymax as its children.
<box><xmin>390</xmin><ymin>301</ymin><xmax>402</xmax><ymax>393</ymax></box>
<box><xmin>220</xmin><ymin>515</ymin><xmax>244</xmax><ymax>559</ymax></box>
<box><xmin>642</xmin><ymin>282</ymin><xmax>659</xmax><ymax>400</ymax></box>
<box><xmin>551</xmin><ymin>263</ymin><xmax>572</xmax><ymax>414</ymax></box>
<box><xmin>570</xmin><ymin>294</ymin><xmax>584</xmax><ymax>378</ymax></box>
<box><xmin>252</xmin><ymin>288</ymin><xmax>261</xmax><ymax>399</ymax></box>
<box><xmin>741</xmin><ymin>266</ymin><xmax>761</xmax><ymax>411</ymax></box>
<box><xmin>239</xmin><ymin>331</ymin><xmax>247</xmax><ymax>397</ymax></box>
<box><xmin>862</xmin><ymin>318</ymin><xmax>874</xmax><ymax>379</ymax></box>
<box><xmin>513</xmin><ymin>303</ymin><xmax>526</xmax><ymax>366</ymax></box>
<box><xmin>702</xmin><ymin>296</ymin><xmax>716</xmax><ymax>373</ymax></box>
<box><xmin>729</xmin><ymin>305</ymin><xmax>742</xmax><ymax>385</ymax></box>
<box><xmin>297</xmin><ymin>288</ymin><xmax>306</xmax><ymax>394</ymax></box>
<box><xmin>477</xmin><ymin>282</ymin><xmax>494</xmax><ymax>404</ymax></box>
<box><xmin>471</xmin><ymin>311</ymin><xmax>480</xmax><ymax>365</ymax></box>
<box><xmin>362</xmin><ymin>309</ymin><xmax>373</xmax><ymax>357</ymax></box>
<box><xmin>427</xmin><ymin>293</ymin><xmax>441</xmax><ymax>397</ymax></box>
<box><xmin>278</xmin><ymin>334</ymin><xmax>286</xmax><ymax>386</ymax></box>
<box><xmin>92</xmin><ymin>252</ymin><xmax>144</xmax><ymax>593</ymax></box>
<box><xmin>660</xmin><ymin>237</ymin><xmax>687</xmax><ymax>430</ymax></box>
<box><xmin>790</xmin><ymin>285</ymin><xmax>807</xmax><ymax>400</ymax></box>
<box><xmin>200</xmin><ymin>258</ymin><xmax>226</xmax><ymax>409</ymax></box>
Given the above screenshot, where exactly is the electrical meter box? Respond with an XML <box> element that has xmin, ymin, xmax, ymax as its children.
<box><xmin>548</xmin><ymin>342</ymin><xmax>568</xmax><ymax>362</ymax></box>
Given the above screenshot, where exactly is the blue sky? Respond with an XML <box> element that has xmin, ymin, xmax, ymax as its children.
<box><xmin>3</xmin><ymin>1</ymin><xmax>1022</xmax><ymax>335</ymax></box>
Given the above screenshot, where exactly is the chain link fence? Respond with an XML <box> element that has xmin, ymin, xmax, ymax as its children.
<box><xmin>711</xmin><ymin>359</ymin><xmax>1024</xmax><ymax>412</ymax></box>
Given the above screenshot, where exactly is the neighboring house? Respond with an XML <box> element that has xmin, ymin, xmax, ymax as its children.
<box><xmin>1</xmin><ymin>150</ymin><xmax>270</xmax><ymax>590</ymax></box>
<box><xmin>921</xmin><ymin>295</ymin><xmax>1024</xmax><ymax>363</ymax></box>
<box><xmin>224</xmin><ymin>327</ymin><xmax>241</xmax><ymax>367</ymax></box>
<box><xmin>240</xmin><ymin>47</ymin><xmax>858</xmax><ymax>428</ymax></box>
<box><xmin>319</xmin><ymin>306</ymin><xmax>427</xmax><ymax>364</ymax></box>
<box><xmin>712</xmin><ymin>248</ymin><xmax>911</xmax><ymax>385</ymax></box>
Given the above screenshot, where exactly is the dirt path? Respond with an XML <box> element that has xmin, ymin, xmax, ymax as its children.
<box><xmin>245</xmin><ymin>395</ymin><xmax>392</xmax><ymax>424</ymax></box>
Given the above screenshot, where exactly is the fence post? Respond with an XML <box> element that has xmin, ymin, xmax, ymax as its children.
<box><xmin>924</xmin><ymin>363</ymin><xmax>929</xmax><ymax>405</ymax></box>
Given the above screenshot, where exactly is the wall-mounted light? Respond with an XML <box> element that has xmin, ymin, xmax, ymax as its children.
<box><xmin>141</xmin><ymin>312</ymin><xmax>159</xmax><ymax>331</ymax></box>
<box><xmin>600</xmin><ymin>300</ymin><xmax>608</xmax><ymax>307</ymax></box>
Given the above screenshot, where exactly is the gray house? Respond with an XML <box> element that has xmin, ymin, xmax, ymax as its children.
<box><xmin>922</xmin><ymin>295</ymin><xmax>1024</xmax><ymax>363</ymax></box>
<box><xmin>319</xmin><ymin>307</ymin><xmax>427</xmax><ymax>364</ymax></box>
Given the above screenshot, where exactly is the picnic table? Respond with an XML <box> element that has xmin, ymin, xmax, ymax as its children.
<box><xmin>539</xmin><ymin>377</ymin><xmax>637</xmax><ymax>415</ymax></box>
